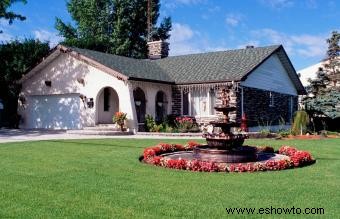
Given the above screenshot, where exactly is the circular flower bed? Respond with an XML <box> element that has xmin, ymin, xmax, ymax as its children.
<box><xmin>141</xmin><ymin>142</ymin><xmax>315</xmax><ymax>173</ymax></box>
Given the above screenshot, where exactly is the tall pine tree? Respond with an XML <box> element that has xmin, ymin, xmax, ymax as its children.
<box><xmin>304</xmin><ymin>31</ymin><xmax>340</xmax><ymax>121</ymax></box>
<box><xmin>55</xmin><ymin>0</ymin><xmax>172</xmax><ymax>58</ymax></box>
<box><xmin>324</xmin><ymin>31</ymin><xmax>340</xmax><ymax>87</ymax></box>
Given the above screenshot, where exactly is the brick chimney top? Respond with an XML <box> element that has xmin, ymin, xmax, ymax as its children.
<box><xmin>147</xmin><ymin>40</ymin><xmax>169</xmax><ymax>59</ymax></box>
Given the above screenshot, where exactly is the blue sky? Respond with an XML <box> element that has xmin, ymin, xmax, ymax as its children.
<box><xmin>1</xmin><ymin>0</ymin><xmax>339</xmax><ymax>70</ymax></box>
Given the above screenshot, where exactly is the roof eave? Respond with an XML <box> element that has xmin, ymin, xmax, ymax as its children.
<box><xmin>17</xmin><ymin>45</ymin><xmax>63</xmax><ymax>84</ymax></box>
<box><xmin>17</xmin><ymin>44</ymin><xmax>130</xmax><ymax>84</ymax></box>
<box><xmin>128</xmin><ymin>77</ymin><xmax>175</xmax><ymax>85</ymax></box>
<box><xmin>175</xmin><ymin>79</ymin><xmax>241</xmax><ymax>85</ymax></box>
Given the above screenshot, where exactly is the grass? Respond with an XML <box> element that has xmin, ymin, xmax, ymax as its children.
<box><xmin>0</xmin><ymin>138</ymin><xmax>339</xmax><ymax>218</ymax></box>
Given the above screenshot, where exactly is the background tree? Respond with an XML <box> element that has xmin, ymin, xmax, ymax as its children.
<box><xmin>304</xmin><ymin>31</ymin><xmax>340</xmax><ymax>130</ymax></box>
<box><xmin>55</xmin><ymin>0</ymin><xmax>172</xmax><ymax>58</ymax></box>
<box><xmin>0</xmin><ymin>0</ymin><xmax>27</xmax><ymax>33</ymax></box>
<box><xmin>324</xmin><ymin>31</ymin><xmax>340</xmax><ymax>87</ymax></box>
<box><xmin>0</xmin><ymin>40</ymin><xmax>50</xmax><ymax>127</ymax></box>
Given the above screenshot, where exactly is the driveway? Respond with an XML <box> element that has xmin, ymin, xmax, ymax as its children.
<box><xmin>0</xmin><ymin>129</ymin><xmax>201</xmax><ymax>143</ymax></box>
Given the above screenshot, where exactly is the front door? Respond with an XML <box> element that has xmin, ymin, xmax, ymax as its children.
<box><xmin>97</xmin><ymin>87</ymin><xmax>119</xmax><ymax>124</ymax></box>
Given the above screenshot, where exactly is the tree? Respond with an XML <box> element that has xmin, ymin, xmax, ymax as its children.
<box><xmin>0</xmin><ymin>39</ymin><xmax>50</xmax><ymax>127</ymax></box>
<box><xmin>0</xmin><ymin>0</ymin><xmax>27</xmax><ymax>33</ymax></box>
<box><xmin>55</xmin><ymin>0</ymin><xmax>172</xmax><ymax>58</ymax></box>
<box><xmin>324</xmin><ymin>31</ymin><xmax>340</xmax><ymax>87</ymax></box>
<box><xmin>304</xmin><ymin>31</ymin><xmax>340</xmax><ymax>123</ymax></box>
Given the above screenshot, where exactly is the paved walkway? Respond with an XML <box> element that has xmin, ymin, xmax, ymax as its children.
<box><xmin>0</xmin><ymin>129</ymin><xmax>201</xmax><ymax>143</ymax></box>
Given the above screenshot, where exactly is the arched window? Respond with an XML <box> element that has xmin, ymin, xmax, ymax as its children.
<box><xmin>155</xmin><ymin>91</ymin><xmax>167</xmax><ymax>122</ymax></box>
<box><xmin>133</xmin><ymin>87</ymin><xmax>146</xmax><ymax>125</ymax></box>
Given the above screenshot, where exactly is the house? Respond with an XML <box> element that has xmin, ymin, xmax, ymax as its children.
<box><xmin>298</xmin><ymin>57</ymin><xmax>340</xmax><ymax>87</ymax></box>
<box><xmin>298</xmin><ymin>62</ymin><xmax>323</xmax><ymax>87</ymax></box>
<box><xmin>17</xmin><ymin>41</ymin><xmax>305</xmax><ymax>132</ymax></box>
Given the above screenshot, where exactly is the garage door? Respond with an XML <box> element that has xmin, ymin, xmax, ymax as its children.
<box><xmin>26</xmin><ymin>94</ymin><xmax>81</xmax><ymax>129</ymax></box>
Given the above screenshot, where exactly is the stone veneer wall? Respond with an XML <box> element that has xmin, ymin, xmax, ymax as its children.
<box><xmin>236</xmin><ymin>87</ymin><xmax>298</xmax><ymax>127</ymax></box>
<box><xmin>171</xmin><ymin>86</ymin><xmax>182</xmax><ymax>115</ymax></box>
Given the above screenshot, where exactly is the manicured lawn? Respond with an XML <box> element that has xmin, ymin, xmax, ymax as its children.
<box><xmin>0</xmin><ymin>138</ymin><xmax>339</xmax><ymax>218</ymax></box>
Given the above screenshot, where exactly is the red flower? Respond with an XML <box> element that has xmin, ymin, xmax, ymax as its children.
<box><xmin>152</xmin><ymin>156</ymin><xmax>162</xmax><ymax>165</ymax></box>
<box><xmin>229</xmin><ymin>164</ymin><xmax>235</xmax><ymax>172</ymax></box>
<box><xmin>184</xmin><ymin>141</ymin><xmax>201</xmax><ymax>150</ymax></box>
<box><xmin>142</xmin><ymin>143</ymin><xmax>314</xmax><ymax>173</ymax></box>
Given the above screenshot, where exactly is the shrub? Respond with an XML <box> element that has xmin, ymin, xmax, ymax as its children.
<box><xmin>278</xmin><ymin>129</ymin><xmax>291</xmax><ymax>138</ymax></box>
<box><xmin>145</xmin><ymin>114</ymin><xmax>156</xmax><ymax>132</ymax></box>
<box><xmin>291</xmin><ymin>110</ymin><xmax>310</xmax><ymax>135</ymax></box>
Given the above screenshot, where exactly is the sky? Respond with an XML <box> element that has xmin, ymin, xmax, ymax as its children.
<box><xmin>0</xmin><ymin>0</ymin><xmax>339</xmax><ymax>70</ymax></box>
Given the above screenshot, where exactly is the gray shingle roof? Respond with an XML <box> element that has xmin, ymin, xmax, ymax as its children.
<box><xmin>71</xmin><ymin>47</ymin><xmax>173</xmax><ymax>82</ymax></box>
<box><xmin>70</xmin><ymin>45</ymin><xmax>305</xmax><ymax>94</ymax></box>
<box><xmin>153</xmin><ymin>45</ymin><xmax>280</xmax><ymax>83</ymax></box>
<box><xmin>71</xmin><ymin>45</ymin><xmax>280</xmax><ymax>83</ymax></box>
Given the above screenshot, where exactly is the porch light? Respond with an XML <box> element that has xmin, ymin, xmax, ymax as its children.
<box><xmin>157</xmin><ymin>102</ymin><xmax>163</xmax><ymax>107</ymax></box>
<box><xmin>135</xmin><ymin>100</ymin><xmax>142</xmax><ymax>106</ymax></box>
<box><xmin>87</xmin><ymin>98</ymin><xmax>94</xmax><ymax>108</ymax></box>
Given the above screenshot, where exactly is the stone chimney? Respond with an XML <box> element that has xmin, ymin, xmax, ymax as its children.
<box><xmin>147</xmin><ymin>40</ymin><xmax>169</xmax><ymax>59</ymax></box>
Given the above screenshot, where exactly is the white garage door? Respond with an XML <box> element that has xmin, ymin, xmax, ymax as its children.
<box><xmin>27</xmin><ymin>94</ymin><xmax>81</xmax><ymax>129</ymax></box>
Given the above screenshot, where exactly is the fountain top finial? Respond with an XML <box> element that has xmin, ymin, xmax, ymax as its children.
<box><xmin>220</xmin><ymin>88</ymin><xmax>230</xmax><ymax>107</ymax></box>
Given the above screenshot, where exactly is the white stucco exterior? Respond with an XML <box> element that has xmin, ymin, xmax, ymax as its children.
<box><xmin>241</xmin><ymin>54</ymin><xmax>298</xmax><ymax>95</ymax></box>
<box><xmin>19</xmin><ymin>53</ymin><xmax>136</xmax><ymax>130</ymax></box>
<box><xmin>19</xmin><ymin>51</ymin><xmax>174</xmax><ymax>131</ymax></box>
<box><xmin>130</xmin><ymin>81</ymin><xmax>172</xmax><ymax>118</ymax></box>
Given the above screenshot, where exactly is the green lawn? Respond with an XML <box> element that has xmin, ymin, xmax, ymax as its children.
<box><xmin>0</xmin><ymin>138</ymin><xmax>339</xmax><ymax>218</ymax></box>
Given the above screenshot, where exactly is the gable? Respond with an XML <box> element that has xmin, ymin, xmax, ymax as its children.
<box><xmin>21</xmin><ymin>52</ymin><xmax>129</xmax><ymax>97</ymax></box>
<box><xmin>240</xmin><ymin>54</ymin><xmax>298</xmax><ymax>95</ymax></box>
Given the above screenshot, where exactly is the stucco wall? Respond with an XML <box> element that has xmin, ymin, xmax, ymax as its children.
<box><xmin>20</xmin><ymin>53</ymin><xmax>137</xmax><ymax>130</ymax></box>
<box><xmin>129</xmin><ymin>81</ymin><xmax>172</xmax><ymax>126</ymax></box>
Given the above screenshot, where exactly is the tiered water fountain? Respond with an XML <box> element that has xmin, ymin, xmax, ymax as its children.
<box><xmin>141</xmin><ymin>86</ymin><xmax>315</xmax><ymax>172</ymax></box>
<box><xmin>195</xmin><ymin>86</ymin><xmax>257</xmax><ymax>163</ymax></box>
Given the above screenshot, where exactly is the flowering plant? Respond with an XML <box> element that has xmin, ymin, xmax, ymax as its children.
<box><xmin>141</xmin><ymin>143</ymin><xmax>315</xmax><ymax>173</ymax></box>
<box><xmin>175</xmin><ymin>116</ymin><xmax>199</xmax><ymax>132</ymax></box>
<box><xmin>113</xmin><ymin>112</ymin><xmax>127</xmax><ymax>130</ymax></box>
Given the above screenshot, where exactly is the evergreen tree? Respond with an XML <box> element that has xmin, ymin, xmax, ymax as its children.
<box><xmin>305</xmin><ymin>67</ymin><xmax>330</xmax><ymax>95</ymax></box>
<box><xmin>56</xmin><ymin>0</ymin><xmax>172</xmax><ymax>58</ymax></box>
<box><xmin>0</xmin><ymin>0</ymin><xmax>26</xmax><ymax>33</ymax></box>
<box><xmin>304</xmin><ymin>31</ymin><xmax>340</xmax><ymax>120</ymax></box>
<box><xmin>324</xmin><ymin>31</ymin><xmax>340</xmax><ymax>87</ymax></box>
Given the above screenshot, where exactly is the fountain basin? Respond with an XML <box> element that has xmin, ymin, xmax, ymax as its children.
<box><xmin>193</xmin><ymin>145</ymin><xmax>257</xmax><ymax>163</ymax></box>
<box><xmin>205</xmin><ymin>135</ymin><xmax>245</xmax><ymax>148</ymax></box>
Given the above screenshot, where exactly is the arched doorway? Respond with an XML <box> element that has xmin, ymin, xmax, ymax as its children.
<box><xmin>97</xmin><ymin>87</ymin><xmax>119</xmax><ymax>124</ymax></box>
<box><xmin>133</xmin><ymin>87</ymin><xmax>146</xmax><ymax>131</ymax></box>
<box><xmin>155</xmin><ymin>91</ymin><xmax>167</xmax><ymax>122</ymax></box>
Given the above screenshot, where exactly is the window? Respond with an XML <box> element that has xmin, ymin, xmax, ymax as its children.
<box><xmin>190</xmin><ymin>90</ymin><xmax>208</xmax><ymax>116</ymax></box>
<box><xmin>269</xmin><ymin>92</ymin><xmax>274</xmax><ymax>107</ymax></box>
<box><xmin>182</xmin><ymin>91</ymin><xmax>189</xmax><ymax>115</ymax></box>
<box><xmin>209</xmin><ymin>89</ymin><xmax>216</xmax><ymax>115</ymax></box>
<box><xmin>104</xmin><ymin>88</ymin><xmax>110</xmax><ymax>111</ymax></box>
<box><xmin>182</xmin><ymin>89</ymin><xmax>217</xmax><ymax>116</ymax></box>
